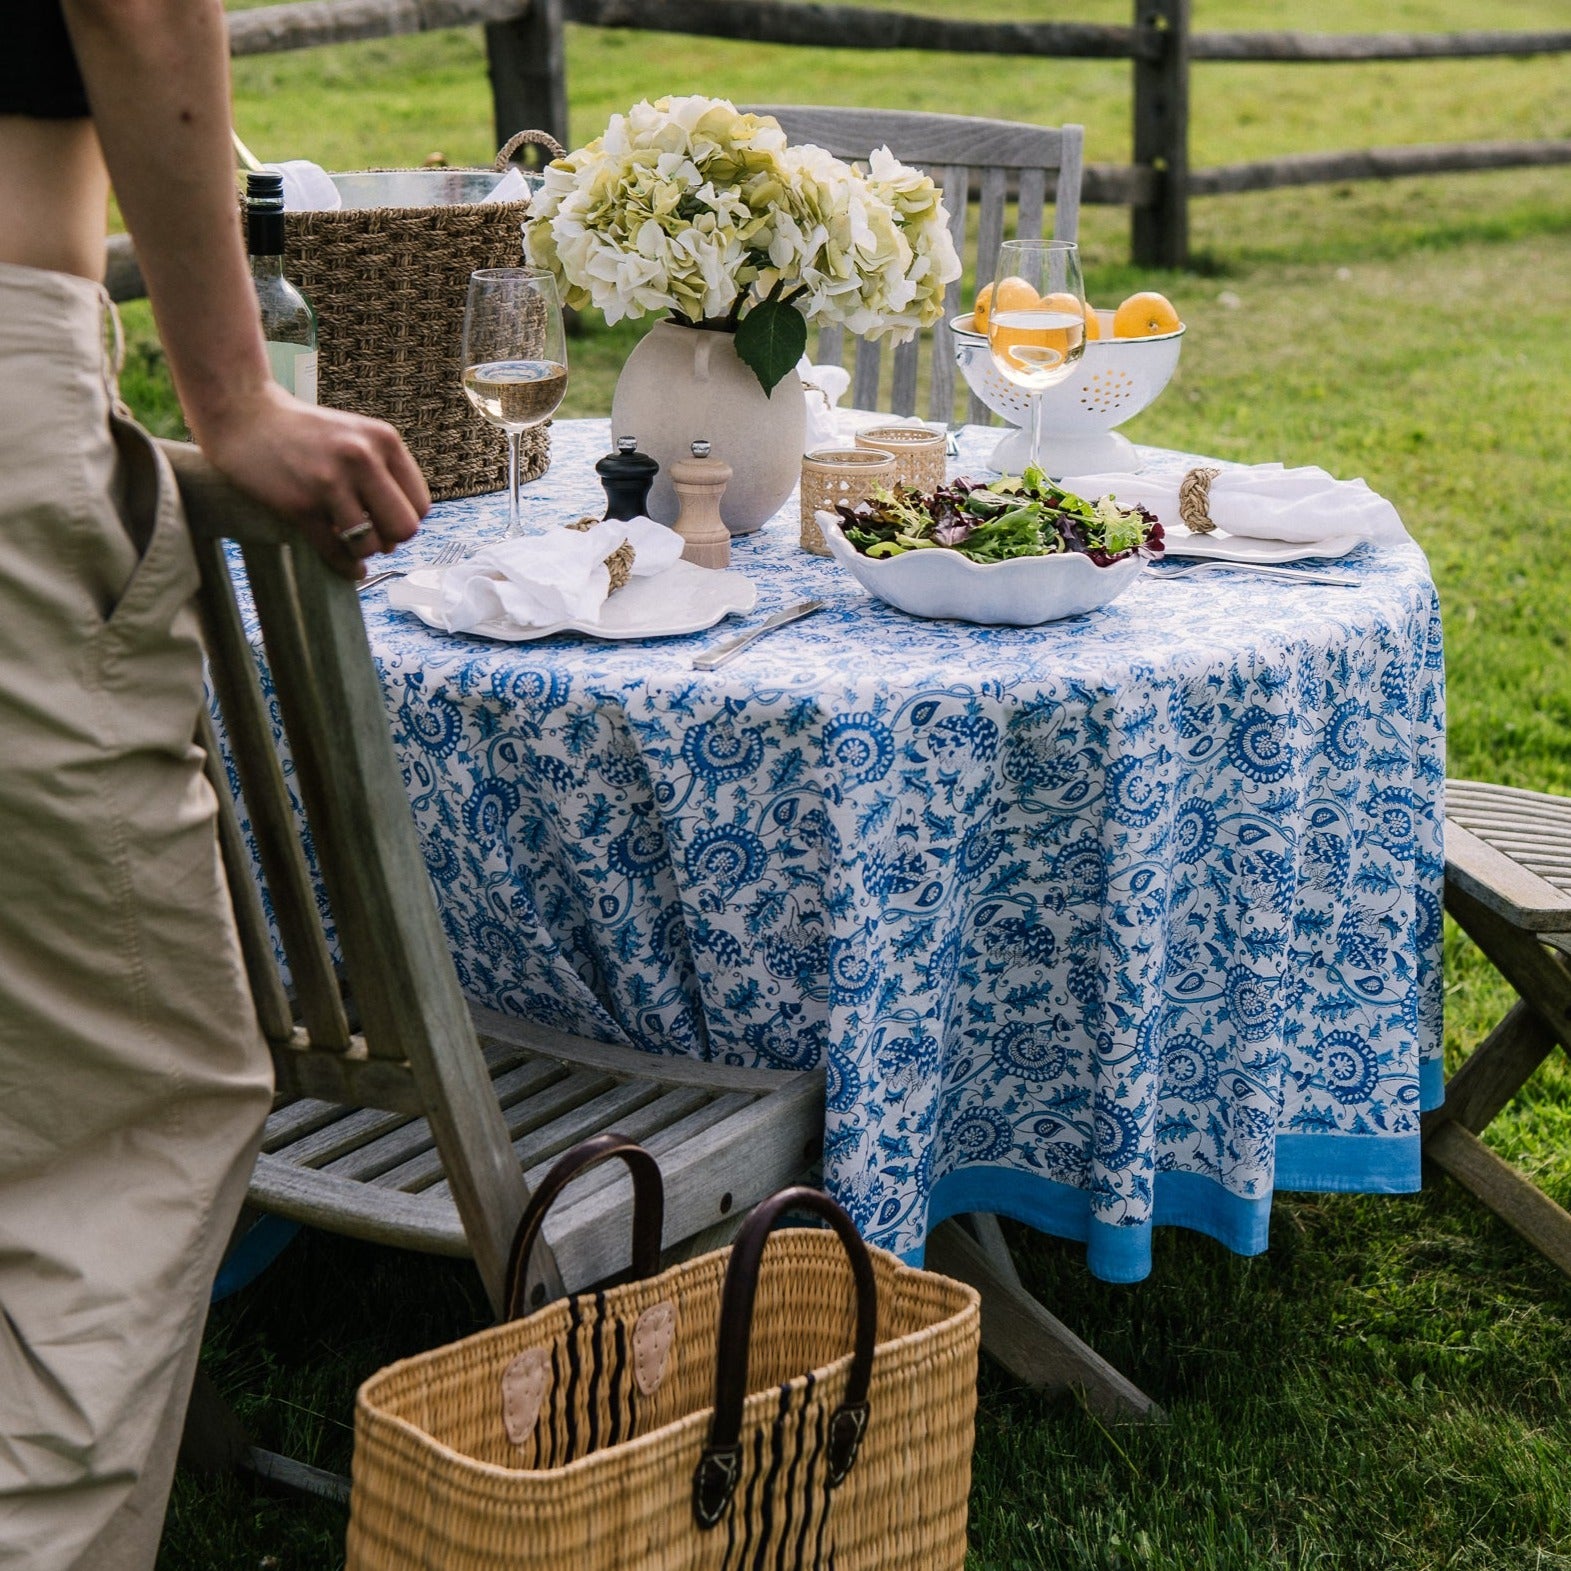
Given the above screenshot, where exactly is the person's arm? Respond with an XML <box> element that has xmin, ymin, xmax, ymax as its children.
<box><xmin>61</xmin><ymin>0</ymin><xmax>427</xmax><ymax>576</ymax></box>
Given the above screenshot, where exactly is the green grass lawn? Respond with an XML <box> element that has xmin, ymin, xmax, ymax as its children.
<box><xmin>140</xmin><ymin>4</ymin><xmax>1571</xmax><ymax>1566</ymax></box>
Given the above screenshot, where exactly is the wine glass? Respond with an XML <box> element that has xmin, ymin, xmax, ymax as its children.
<box><xmin>986</xmin><ymin>240</ymin><xmax>1086</xmax><ymax>474</ymax></box>
<box><xmin>461</xmin><ymin>268</ymin><xmax>567</xmax><ymax>538</ymax></box>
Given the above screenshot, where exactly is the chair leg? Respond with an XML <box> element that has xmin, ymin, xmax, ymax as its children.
<box><xmin>1425</xmin><ymin>1122</ymin><xmax>1571</xmax><ymax>1277</ymax></box>
<box><xmin>1445</xmin><ymin>883</ymin><xmax>1571</xmax><ymax>1054</ymax></box>
<box><xmin>242</xmin><ymin>1449</ymin><xmax>352</xmax><ymax>1505</ymax></box>
<box><xmin>927</xmin><ymin>1219</ymin><xmax>1163</xmax><ymax>1423</ymax></box>
<box><xmin>180</xmin><ymin>1202</ymin><xmax>268</xmax><ymax>1476</ymax></box>
<box><xmin>177</xmin><ymin>1366</ymin><xmax>251</xmax><ymax>1475</ymax></box>
<box><xmin>962</xmin><ymin>1212</ymin><xmax>1024</xmax><ymax>1292</ymax></box>
<box><xmin>1426</xmin><ymin>880</ymin><xmax>1571</xmax><ymax>1277</ymax></box>
<box><xmin>179</xmin><ymin>1365</ymin><xmax>354</xmax><ymax>1503</ymax></box>
<box><xmin>1423</xmin><ymin>1000</ymin><xmax>1559</xmax><ymax>1139</ymax></box>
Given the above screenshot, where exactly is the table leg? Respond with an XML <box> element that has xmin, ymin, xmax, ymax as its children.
<box><xmin>927</xmin><ymin>1219</ymin><xmax>1163</xmax><ymax>1423</ymax></box>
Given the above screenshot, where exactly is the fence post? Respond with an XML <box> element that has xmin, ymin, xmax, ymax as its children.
<box><xmin>485</xmin><ymin>0</ymin><xmax>569</xmax><ymax>156</ymax></box>
<box><xmin>1131</xmin><ymin>0</ymin><xmax>1190</xmax><ymax>268</ymax></box>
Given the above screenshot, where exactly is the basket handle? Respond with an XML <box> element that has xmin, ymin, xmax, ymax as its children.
<box><xmin>692</xmin><ymin>1187</ymin><xmax>877</xmax><ymax>1530</ymax></box>
<box><xmin>503</xmin><ymin>1133</ymin><xmax>664</xmax><ymax>1319</ymax></box>
<box><xmin>494</xmin><ymin>129</ymin><xmax>567</xmax><ymax>171</ymax></box>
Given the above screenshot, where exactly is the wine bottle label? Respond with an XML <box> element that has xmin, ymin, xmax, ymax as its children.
<box><xmin>294</xmin><ymin>350</ymin><xmax>318</xmax><ymax>407</ymax></box>
<box><xmin>266</xmin><ymin>341</ymin><xmax>319</xmax><ymax>405</ymax></box>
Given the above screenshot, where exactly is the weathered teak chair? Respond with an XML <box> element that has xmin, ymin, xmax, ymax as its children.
<box><xmin>163</xmin><ymin>444</ymin><xmax>825</xmax><ymax>1484</ymax></box>
<box><xmin>1424</xmin><ymin>780</ymin><xmax>1571</xmax><ymax>1273</ymax></box>
<box><xmin>742</xmin><ymin>107</ymin><xmax>1084</xmax><ymax>422</ymax></box>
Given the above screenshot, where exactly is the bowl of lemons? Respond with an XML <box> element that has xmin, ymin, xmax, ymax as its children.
<box><xmin>952</xmin><ymin>286</ymin><xmax>1184</xmax><ymax>475</ymax></box>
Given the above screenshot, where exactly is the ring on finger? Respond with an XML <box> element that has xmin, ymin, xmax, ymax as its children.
<box><xmin>337</xmin><ymin>516</ymin><xmax>377</xmax><ymax>545</ymax></box>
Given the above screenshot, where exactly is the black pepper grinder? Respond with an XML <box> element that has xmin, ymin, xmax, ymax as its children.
<box><xmin>596</xmin><ymin>435</ymin><xmax>659</xmax><ymax>521</ymax></box>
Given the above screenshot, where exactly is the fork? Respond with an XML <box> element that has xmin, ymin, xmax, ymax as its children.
<box><xmin>358</xmin><ymin>537</ymin><xmax>474</xmax><ymax>593</ymax></box>
<box><xmin>1145</xmin><ymin>559</ymin><xmax>1359</xmax><ymax>588</ymax></box>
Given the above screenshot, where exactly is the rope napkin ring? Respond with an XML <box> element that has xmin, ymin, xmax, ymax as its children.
<box><xmin>566</xmin><ymin>517</ymin><xmax>635</xmax><ymax>594</ymax></box>
<box><xmin>1177</xmin><ymin>466</ymin><xmax>1223</xmax><ymax>535</ymax></box>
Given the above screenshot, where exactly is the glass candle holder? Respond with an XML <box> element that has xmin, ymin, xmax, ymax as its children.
<box><xmin>799</xmin><ymin>448</ymin><xmax>896</xmax><ymax>556</ymax></box>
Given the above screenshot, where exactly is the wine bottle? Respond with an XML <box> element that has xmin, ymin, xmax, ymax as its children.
<box><xmin>245</xmin><ymin>171</ymin><xmax>318</xmax><ymax>403</ymax></box>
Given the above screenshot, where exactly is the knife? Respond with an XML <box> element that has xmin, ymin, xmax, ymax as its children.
<box><xmin>691</xmin><ymin>598</ymin><xmax>827</xmax><ymax>671</ymax></box>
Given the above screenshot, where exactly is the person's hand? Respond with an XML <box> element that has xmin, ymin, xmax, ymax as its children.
<box><xmin>194</xmin><ymin>383</ymin><xmax>429</xmax><ymax>579</ymax></box>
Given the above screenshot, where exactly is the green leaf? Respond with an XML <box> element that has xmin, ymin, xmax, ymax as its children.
<box><xmin>734</xmin><ymin>299</ymin><xmax>807</xmax><ymax>395</ymax></box>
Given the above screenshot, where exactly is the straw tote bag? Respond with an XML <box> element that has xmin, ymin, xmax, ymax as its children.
<box><xmin>345</xmin><ymin>1133</ymin><xmax>981</xmax><ymax>1571</ymax></box>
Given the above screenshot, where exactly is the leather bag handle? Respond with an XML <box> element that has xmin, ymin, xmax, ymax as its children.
<box><xmin>503</xmin><ymin>1133</ymin><xmax>664</xmax><ymax>1320</ymax></box>
<box><xmin>692</xmin><ymin>1187</ymin><xmax>877</xmax><ymax>1530</ymax></box>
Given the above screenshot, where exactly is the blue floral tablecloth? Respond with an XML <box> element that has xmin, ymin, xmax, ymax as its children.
<box><xmin>252</xmin><ymin>418</ymin><xmax>1447</xmax><ymax>1282</ymax></box>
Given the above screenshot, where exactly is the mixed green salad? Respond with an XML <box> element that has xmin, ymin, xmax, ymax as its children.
<box><xmin>834</xmin><ymin>466</ymin><xmax>1164</xmax><ymax>567</ymax></box>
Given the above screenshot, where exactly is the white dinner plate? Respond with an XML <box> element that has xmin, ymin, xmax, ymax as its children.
<box><xmin>390</xmin><ymin>559</ymin><xmax>758</xmax><ymax>641</ymax></box>
<box><xmin>1159</xmin><ymin>527</ymin><xmax>1363</xmax><ymax>564</ymax></box>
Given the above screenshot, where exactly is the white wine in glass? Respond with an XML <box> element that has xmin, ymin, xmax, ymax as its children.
<box><xmin>987</xmin><ymin>240</ymin><xmax>1086</xmax><ymax>474</ymax></box>
<box><xmin>461</xmin><ymin>268</ymin><xmax>567</xmax><ymax>538</ymax></box>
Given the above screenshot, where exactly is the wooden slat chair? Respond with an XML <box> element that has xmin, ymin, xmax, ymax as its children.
<box><xmin>1424</xmin><ymin>779</ymin><xmax>1571</xmax><ymax>1273</ymax></box>
<box><xmin>163</xmin><ymin>443</ymin><xmax>824</xmax><ymax>1448</ymax></box>
<box><xmin>743</xmin><ymin>107</ymin><xmax>1084</xmax><ymax>424</ymax></box>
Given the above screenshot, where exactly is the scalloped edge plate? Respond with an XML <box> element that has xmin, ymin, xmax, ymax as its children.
<box><xmin>387</xmin><ymin>559</ymin><xmax>758</xmax><ymax>641</ymax></box>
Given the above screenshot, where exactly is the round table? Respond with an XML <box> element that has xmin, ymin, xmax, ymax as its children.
<box><xmin>339</xmin><ymin>418</ymin><xmax>1445</xmax><ymax>1282</ymax></box>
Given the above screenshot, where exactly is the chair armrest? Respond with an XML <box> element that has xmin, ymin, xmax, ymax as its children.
<box><xmin>1445</xmin><ymin>818</ymin><xmax>1571</xmax><ymax>934</ymax></box>
<box><xmin>157</xmin><ymin>439</ymin><xmax>294</xmax><ymax>548</ymax></box>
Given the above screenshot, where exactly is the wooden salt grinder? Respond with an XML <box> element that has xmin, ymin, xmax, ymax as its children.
<box><xmin>670</xmin><ymin>439</ymin><xmax>732</xmax><ymax>569</ymax></box>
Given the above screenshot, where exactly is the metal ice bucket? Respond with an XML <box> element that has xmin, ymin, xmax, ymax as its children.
<box><xmin>328</xmin><ymin>169</ymin><xmax>543</xmax><ymax>210</ymax></box>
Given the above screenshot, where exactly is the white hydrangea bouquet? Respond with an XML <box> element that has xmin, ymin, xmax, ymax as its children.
<box><xmin>523</xmin><ymin>95</ymin><xmax>962</xmax><ymax>394</ymax></box>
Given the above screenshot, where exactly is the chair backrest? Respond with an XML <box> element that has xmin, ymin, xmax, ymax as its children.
<box><xmin>163</xmin><ymin>442</ymin><xmax>551</xmax><ymax>1314</ymax></box>
<box><xmin>745</xmin><ymin>107</ymin><xmax>1085</xmax><ymax>423</ymax></box>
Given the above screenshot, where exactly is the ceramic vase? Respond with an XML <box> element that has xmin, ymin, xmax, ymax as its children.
<box><xmin>610</xmin><ymin>320</ymin><xmax>805</xmax><ymax>534</ymax></box>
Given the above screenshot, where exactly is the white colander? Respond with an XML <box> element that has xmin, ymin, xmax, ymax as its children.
<box><xmin>952</xmin><ymin>310</ymin><xmax>1184</xmax><ymax>474</ymax></box>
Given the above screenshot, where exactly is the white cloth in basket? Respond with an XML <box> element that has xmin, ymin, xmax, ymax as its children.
<box><xmin>388</xmin><ymin>518</ymin><xmax>683</xmax><ymax>634</ymax></box>
<box><xmin>266</xmin><ymin>160</ymin><xmax>341</xmax><ymax>212</ymax></box>
<box><xmin>1059</xmin><ymin>463</ymin><xmax>1410</xmax><ymax>545</ymax></box>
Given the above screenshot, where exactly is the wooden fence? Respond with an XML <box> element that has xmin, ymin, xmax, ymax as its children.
<box><xmin>105</xmin><ymin>0</ymin><xmax>1571</xmax><ymax>296</ymax></box>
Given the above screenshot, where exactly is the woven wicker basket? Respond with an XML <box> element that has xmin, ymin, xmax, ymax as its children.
<box><xmin>346</xmin><ymin>1137</ymin><xmax>980</xmax><ymax>1571</ymax></box>
<box><xmin>281</xmin><ymin>132</ymin><xmax>561</xmax><ymax>501</ymax></box>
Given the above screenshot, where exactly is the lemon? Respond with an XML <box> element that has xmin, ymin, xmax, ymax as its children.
<box><xmin>1112</xmin><ymin>291</ymin><xmax>1181</xmax><ymax>338</ymax></box>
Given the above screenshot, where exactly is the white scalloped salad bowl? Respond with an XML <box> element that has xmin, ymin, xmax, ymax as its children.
<box><xmin>817</xmin><ymin>509</ymin><xmax>1144</xmax><ymax>625</ymax></box>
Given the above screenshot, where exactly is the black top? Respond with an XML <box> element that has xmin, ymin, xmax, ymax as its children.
<box><xmin>1</xmin><ymin>0</ymin><xmax>91</xmax><ymax>119</ymax></box>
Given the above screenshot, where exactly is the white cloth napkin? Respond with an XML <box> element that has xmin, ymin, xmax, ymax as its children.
<box><xmin>266</xmin><ymin>160</ymin><xmax>341</xmax><ymax>212</ymax></box>
<box><xmin>482</xmin><ymin>167</ymin><xmax>531</xmax><ymax>205</ymax></box>
<box><xmin>1057</xmin><ymin>463</ymin><xmax>1410</xmax><ymax>545</ymax></box>
<box><xmin>798</xmin><ymin>357</ymin><xmax>853</xmax><ymax>452</ymax></box>
<box><xmin>387</xmin><ymin>518</ymin><xmax>684</xmax><ymax>633</ymax></box>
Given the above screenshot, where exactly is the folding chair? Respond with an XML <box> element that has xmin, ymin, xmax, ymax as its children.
<box><xmin>162</xmin><ymin>443</ymin><xmax>824</xmax><ymax>1489</ymax></box>
<box><xmin>1424</xmin><ymin>779</ymin><xmax>1571</xmax><ymax>1273</ymax></box>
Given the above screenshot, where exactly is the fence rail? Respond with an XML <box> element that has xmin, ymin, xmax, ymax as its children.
<box><xmin>1188</xmin><ymin>139</ymin><xmax>1571</xmax><ymax>198</ymax></box>
<box><xmin>1188</xmin><ymin>28</ymin><xmax>1571</xmax><ymax>63</ymax></box>
<box><xmin>105</xmin><ymin>0</ymin><xmax>1571</xmax><ymax>299</ymax></box>
<box><xmin>226</xmin><ymin>0</ymin><xmax>1162</xmax><ymax>60</ymax></box>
